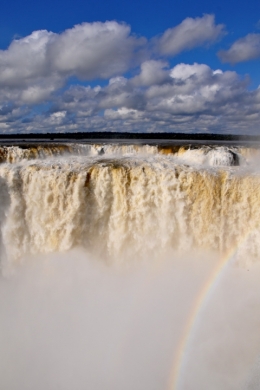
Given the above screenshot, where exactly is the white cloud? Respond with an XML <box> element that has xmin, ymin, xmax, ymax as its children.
<box><xmin>5</xmin><ymin>61</ymin><xmax>258</xmax><ymax>134</ymax></box>
<box><xmin>1</xmin><ymin>18</ymin><xmax>260</xmax><ymax>134</ymax></box>
<box><xmin>0</xmin><ymin>30</ymin><xmax>62</xmax><ymax>104</ymax></box>
<box><xmin>0</xmin><ymin>22</ymin><xmax>146</xmax><ymax>105</ymax></box>
<box><xmin>0</xmin><ymin>17</ymin><xmax>227</xmax><ymax>106</ymax></box>
<box><xmin>170</xmin><ymin>62</ymin><xmax>212</xmax><ymax>81</ymax></box>
<box><xmin>49</xmin><ymin>111</ymin><xmax>67</xmax><ymax>125</ymax></box>
<box><xmin>0</xmin><ymin>30</ymin><xmax>54</xmax><ymax>88</ymax></box>
<box><xmin>218</xmin><ymin>33</ymin><xmax>260</xmax><ymax>64</ymax></box>
<box><xmin>142</xmin><ymin>63</ymin><xmax>247</xmax><ymax>115</ymax></box>
<box><xmin>131</xmin><ymin>60</ymin><xmax>171</xmax><ymax>86</ymax></box>
<box><xmin>49</xmin><ymin>22</ymin><xmax>146</xmax><ymax>79</ymax></box>
<box><xmin>156</xmin><ymin>15</ymin><xmax>225</xmax><ymax>56</ymax></box>
<box><xmin>104</xmin><ymin>107</ymin><xmax>142</xmax><ymax>120</ymax></box>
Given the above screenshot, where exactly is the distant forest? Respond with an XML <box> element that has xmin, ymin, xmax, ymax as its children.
<box><xmin>0</xmin><ymin>132</ymin><xmax>259</xmax><ymax>142</ymax></box>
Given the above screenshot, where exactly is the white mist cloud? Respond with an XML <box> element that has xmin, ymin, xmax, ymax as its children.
<box><xmin>156</xmin><ymin>14</ymin><xmax>225</xmax><ymax>56</ymax></box>
<box><xmin>0</xmin><ymin>249</ymin><xmax>260</xmax><ymax>390</ymax></box>
<box><xmin>218</xmin><ymin>33</ymin><xmax>260</xmax><ymax>64</ymax></box>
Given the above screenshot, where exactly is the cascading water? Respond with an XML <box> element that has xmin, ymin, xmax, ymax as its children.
<box><xmin>0</xmin><ymin>142</ymin><xmax>260</xmax><ymax>390</ymax></box>
<box><xmin>0</xmin><ymin>143</ymin><xmax>257</xmax><ymax>264</ymax></box>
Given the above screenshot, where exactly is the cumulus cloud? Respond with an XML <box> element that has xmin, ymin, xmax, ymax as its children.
<box><xmin>2</xmin><ymin>61</ymin><xmax>259</xmax><ymax>134</ymax></box>
<box><xmin>131</xmin><ymin>60</ymin><xmax>171</xmax><ymax>86</ymax></box>
<box><xmin>0</xmin><ymin>16</ymin><xmax>226</xmax><ymax>106</ymax></box>
<box><xmin>218</xmin><ymin>33</ymin><xmax>260</xmax><ymax>64</ymax></box>
<box><xmin>48</xmin><ymin>22</ymin><xmax>146</xmax><ymax>79</ymax></box>
<box><xmin>1</xmin><ymin>17</ymin><xmax>260</xmax><ymax>134</ymax></box>
<box><xmin>156</xmin><ymin>15</ymin><xmax>225</xmax><ymax>56</ymax></box>
<box><xmin>0</xmin><ymin>30</ymin><xmax>62</xmax><ymax>104</ymax></box>
<box><xmin>0</xmin><ymin>22</ymin><xmax>146</xmax><ymax>105</ymax></box>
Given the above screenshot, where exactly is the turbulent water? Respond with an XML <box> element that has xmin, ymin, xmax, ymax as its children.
<box><xmin>0</xmin><ymin>143</ymin><xmax>259</xmax><ymax>263</ymax></box>
<box><xmin>1</xmin><ymin>142</ymin><xmax>260</xmax><ymax>390</ymax></box>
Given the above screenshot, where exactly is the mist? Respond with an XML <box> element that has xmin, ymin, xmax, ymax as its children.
<box><xmin>0</xmin><ymin>248</ymin><xmax>260</xmax><ymax>390</ymax></box>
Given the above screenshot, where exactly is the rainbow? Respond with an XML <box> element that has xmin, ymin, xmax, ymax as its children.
<box><xmin>167</xmin><ymin>239</ymin><xmax>250</xmax><ymax>390</ymax></box>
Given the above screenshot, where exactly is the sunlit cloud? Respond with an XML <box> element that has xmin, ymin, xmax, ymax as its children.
<box><xmin>0</xmin><ymin>15</ymin><xmax>260</xmax><ymax>134</ymax></box>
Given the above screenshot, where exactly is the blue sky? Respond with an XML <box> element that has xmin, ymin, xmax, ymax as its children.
<box><xmin>0</xmin><ymin>0</ymin><xmax>260</xmax><ymax>133</ymax></box>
